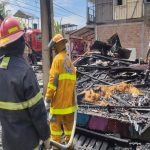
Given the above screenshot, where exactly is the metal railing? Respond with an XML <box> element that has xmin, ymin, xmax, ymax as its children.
<box><xmin>87</xmin><ymin>6</ymin><xmax>95</xmax><ymax>24</ymax></box>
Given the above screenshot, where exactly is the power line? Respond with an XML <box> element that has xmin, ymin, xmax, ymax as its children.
<box><xmin>16</xmin><ymin>0</ymin><xmax>40</xmax><ymax>9</ymax></box>
<box><xmin>54</xmin><ymin>15</ymin><xmax>61</xmax><ymax>17</ymax></box>
<box><xmin>54</xmin><ymin>3</ymin><xmax>86</xmax><ymax>19</ymax></box>
<box><xmin>12</xmin><ymin>0</ymin><xmax>70</xmax><ymax>17</ymax></box>
<box><xmin>54</xmin><ymin>12</ymin><xmax>69</xmax><ymax>17</ymax></box>
<box><xmin>5</xmin><ymin>0</ymin><xmax>75</xmax><ymax>19</ymax></box>
<box><xmin>5</xmin><ymin>0</ymin><xmax>40</xmax><ymax>13</ymax></box>
<box><xmin>54</xmin><ymin>7</ymin><xmax>71</xmax><ymax>16</ymax></box>
<box><xmin>9</xmin><ymin>0</ymin><xmax>72</xmax><ymax>18</ymax></box>
<box><xmin>53</xmin><ymin>0</ymin><xmax>86</xmax><ymax>19</ymax></box>
<box><xmin>5</xmin><ymin>0</ymin><xmax>86</xmax><ymax>23</ymax></box>
<box><xmin>3</xmin><ymin>0</ymin><xmax>40</xmax><ymax>13</ymax></box>
<box><xmin>11</xmin><ymin>0</ymin><xmax>40</xmax><ymax>9</ymax></box>
<box><xmin>7</xmin><ymin>0</ymin><xmax>69</xmax><ymax>18</ymax></box>
<box><xmin>6</xmin><ymin>0</ymin><xmax>86</xmax><ymax>19</ymax></box>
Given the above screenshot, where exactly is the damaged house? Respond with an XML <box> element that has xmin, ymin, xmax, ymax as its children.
<box><xmin>87</xmin><ymin>0</ymin><xmax>150</xmax><ymax>59</ymax></box>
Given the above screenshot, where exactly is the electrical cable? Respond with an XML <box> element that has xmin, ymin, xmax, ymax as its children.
<box><xmin>54</xmin><ymin>3</ymin><xmax>86</xmax><ymax>19</ymax></box>
<box><xmin>5</xmin><ymin>0</ymin><xmax>86</xmax><ymax>21</ymax></box>
<box><xmin>13</xmin><ymin>0</ymin><xmax>40</xmax><ymax>9</ymax></box>
<box><xmin>2</xmin><ymin>0</ymin><xmax>40</xmax><ymax>13</ymax></box>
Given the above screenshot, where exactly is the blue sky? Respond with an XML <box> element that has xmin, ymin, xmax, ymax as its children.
<box><xmin>54</xmin><ymin>0</ymin><xmax>86</xmax><ymax>28</ymax></box>
<box><xmin>5</xmin><ymin>0</ymin><xmax>87</xmax><ymax>29</ymax></box>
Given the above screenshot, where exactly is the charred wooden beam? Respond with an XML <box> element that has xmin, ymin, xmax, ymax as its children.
<box><xmin>77</xmin><ymin>70</ymin><xmax>112</xmax><ymax>85</ymax></box>
<box><xmin>76</xmin><ymin>65</ymin><xmax>110</xmax><ymax>70</ymax></box>
<box><xmin>76</xmin><ymin>127</ymin><xmax>130</xmax><ymax>145</ymax></box>
<box><xmin>79</xmin><ymin>104</ymin><xmax>150</xmax><ymax>111</ymax></box>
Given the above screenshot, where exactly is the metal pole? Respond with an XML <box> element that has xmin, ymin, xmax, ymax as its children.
<box><xmin>40</xmin><ymin>0</ymin><xmax>54</xmax><ymax>94</ymax></box>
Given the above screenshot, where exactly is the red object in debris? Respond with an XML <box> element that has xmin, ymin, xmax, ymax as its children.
<box><xmin>25</xmin><ymin>29</ymin><xmax>42</xmax><ymax>52</ymax></box>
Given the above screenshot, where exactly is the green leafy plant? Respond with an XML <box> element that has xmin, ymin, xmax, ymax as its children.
<box><xmin>54</xmin><ymin>20</ymin><xmax>62</xmax><ymax>34</ymax></box>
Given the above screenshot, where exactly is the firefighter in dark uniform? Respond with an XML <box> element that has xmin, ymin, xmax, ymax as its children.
<box><xmin>0</xmin><ymin>17</ymin><xmax>50</xmax><ymax>150</ymax></box>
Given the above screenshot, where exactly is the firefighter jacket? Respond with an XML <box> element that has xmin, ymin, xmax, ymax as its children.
<box><xmin>46</xmin><ymin>50</ymin><xmax>77</xmax><ymax>115</ymax></box>
<box><xmin>0</xmin><ymin>55</ymin><xmax>50</xmax><ymax>150</ymax></box>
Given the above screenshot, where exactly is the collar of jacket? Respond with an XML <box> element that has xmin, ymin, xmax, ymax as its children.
<box><xmin>58</xmin><ymin>49</ymin><xmax>66</xmax><ymax>54</ymax></box>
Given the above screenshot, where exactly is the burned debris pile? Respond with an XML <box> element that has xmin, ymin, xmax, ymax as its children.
<box><xmin>90</xmin><ymin>33</ymin><xmax>131</xmax><ymax>59</ymax></box>
<box><xmin>75</xmin><ymin>35</ymin><xmax>150</xmax><ymax>143</ymax></box>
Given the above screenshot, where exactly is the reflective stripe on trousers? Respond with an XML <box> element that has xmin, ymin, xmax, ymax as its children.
<box><xmin>50</xmin><ymin>105</ymin><xmax>78</xmax><ymax>115</ymax></box>
<box><xmin>51</xmin><ymin>130</ymin><xmax>62</xmax><ymax>136</ymax></box>
<box><xmin>50</xmin><ymin>113</ymin><xmax>74</xmax><ymax>144</ymax></box>
<box><xmin>64</xmin><ymin>130</ymin><xmax>72</xmax><ymax>136</ymax></box>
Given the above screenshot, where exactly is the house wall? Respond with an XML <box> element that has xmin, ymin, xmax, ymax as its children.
<box><xmin>96</xmin><ymin>22</ymin><xmax>150</xmax><ymax>59</ymax></box>
<box><xmin>94</xmin><ymin>0</ymin><xmax>143</xmax><ymax>24</ymax></box>
<box><xmin>95</xmin><ymin>0</ymin><xmax>113</xmax><ymax>23</ymax></box>
<box><xmin>144</xmin><ymin>2</ymin><xmax>150</xmax><ymax>26</ymax></box>
<box><xmin>113</xmin><ymin>0</ymin><xmax>143</xmax><ymax>20</ymax></box>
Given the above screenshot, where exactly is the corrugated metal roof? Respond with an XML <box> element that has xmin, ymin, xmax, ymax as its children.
<box><xmin>14</xmin><ymin>10</ymin><xmax>38</xmax><ymax>19</ymax></box>
<box><xmin>69</xmin><ymin>25</ymin><xmax>95</xmax><ymax>41</ymax></box>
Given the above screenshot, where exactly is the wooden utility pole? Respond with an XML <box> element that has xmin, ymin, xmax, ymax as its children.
<box><xmin>40</xmin><ymin>0</ymin><xmax>54</xmax><ymax>94</ymax></box>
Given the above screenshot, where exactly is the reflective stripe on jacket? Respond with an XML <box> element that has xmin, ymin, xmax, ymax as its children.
<box><xmin>46</xmin><ymin>50</ymin><xmax>77</xmax><ymax>115</ymax></box>
<box><xmin>0</xmin><ymin>56</ymin><xmax>50</xmax><ymax>150</ymax></box>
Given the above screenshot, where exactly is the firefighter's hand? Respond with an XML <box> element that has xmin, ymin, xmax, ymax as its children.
<box><xmin>43</xmin><ymin>138</ymin><xmax>50</xmax><ymax>149</ymax></box>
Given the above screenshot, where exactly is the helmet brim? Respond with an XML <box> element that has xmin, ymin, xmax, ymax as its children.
<box><xmin>57</xmin><ymin>38</ymin><xmax>67</xmax><ymax>44</ymax></box>
<box><xmin>48</xmin><ymin>40</ymin><xmax>55</xmax><ymax>49</ymax></box>
<box><xmin>0</xmin><ymin>31</ymin><xmax>24</xmax><ymax>47</ymax></box>
<box><xmin>48</xmin><ymin>38</ymin><xmax>67</xmax><ymax>50</ymax></box>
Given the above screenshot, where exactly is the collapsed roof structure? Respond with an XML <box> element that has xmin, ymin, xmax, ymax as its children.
<box><xmin>75</xmin><ymin>34</ymin><xmax>150</xmax><ymax>143</ymax></box>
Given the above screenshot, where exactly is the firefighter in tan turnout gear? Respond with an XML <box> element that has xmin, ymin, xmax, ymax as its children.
<box><xmin>45</xmin><ymin>34</ymin><xmax>77</xmax><ymax>149</ymax></box>
<box><xmin>0</xmin><ymin>17</ymin><xmax>50</xmax><ymax>150</ymax></box>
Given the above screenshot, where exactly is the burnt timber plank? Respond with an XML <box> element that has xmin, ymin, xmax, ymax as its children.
<box><xmin>82</xmin><ymin>137</ymin><xmax>91</xmax><ymax>147</ymax></box>
<box><xmin>107</xmin><ymin>147</ymin><xmax>114</xmax><ymax>150</ymax></box>
<box><xmin>75</xmin><ymin>146</ymin><xmax>85</xmax><ymax>150</ymax></box>
<box><xmin>94</xmin><ymin>140</ymin><xmax>103</xmax><ymax>150</ymax></box>
<box><xmin>76</xmin><ymin>135</ymin><xmax>86</xmax><ymax>146</ymax></box>
<box><xmin>75</xmin><ymin>137</ymin><xmax>91</xmax><ymax>150</ymax></box>
<box><xmin>100</xmin><ymin>142</ymin><xmax>108</xmax><ymax>150</ymax></box>
<box><xmin>74</xmin><ymin>134</ymin><xmax>80</xmax><ymax>143</ymax></box>
<box><xmin>87</xmin><ymin>139</ymin><xmax>96</xmax><ymax>149</ymax></box>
